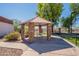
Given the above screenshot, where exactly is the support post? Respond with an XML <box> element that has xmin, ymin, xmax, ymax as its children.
<box><xmin>39</xmin><ymin>25</ymin><xmax>42</xmax><ymax>35</ymax></box>
<box><xmin>21</xmin><ymin>24</ymin><xmax>25</xmax><ymax>40</ymax></box>
<box><xmin>28</xmin><ymin>22</ymin><xmax>35</xmax><ymax>42</ymax></box>
<box><xmin>47</xmin><ymin>23</ymin><xmax>52</xmax><ymax>40</ymax></box>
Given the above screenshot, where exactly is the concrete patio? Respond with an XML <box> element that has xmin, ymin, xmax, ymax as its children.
<box><xmin>0</xmin><ymin>36</ymin><xmax>79</xmax><ymax>56</ymax></box>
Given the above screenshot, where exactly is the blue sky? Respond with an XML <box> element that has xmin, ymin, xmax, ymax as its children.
<box><xmin>0</xmin><ymin>3</ymin><xmax>79</xmax><ymax>27</ymax></box>
<box><xmin>0</xmin><ymin>3</ymin><xmax>70</xmax><ymax>21</ymax></box>
<box><xmin>61</xmin><ymin>3</ymin><xmax>71</xmax><ymax>18</ymax></box>
<box><xmin>0</xmin><ymin>3</ymin><xmax>37</xmax><ymax>21</ymax></box>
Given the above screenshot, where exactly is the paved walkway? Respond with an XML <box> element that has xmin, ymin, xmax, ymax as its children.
<box><xmin>0</xmin><ymin>36</ymin><xmax>79</xmax><ymax>56</ymax></box>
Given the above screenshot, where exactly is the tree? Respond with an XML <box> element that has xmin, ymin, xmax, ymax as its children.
<box><xmin>63</xmin><ymin>3</ymin><xmax>79</xmax><ymax>33</ymax></box>
<box><xmin>37</xmin><ymin>3</ymin><xmax>45</xmax><ymax>18</ymax></box>
<box><xmin>63</xmin><ymin>13</ymin><xmax>76</xmax><ymax>33</ymax></box>
<box><xmin>70</xmin><ymin>3</ymin><xmax>79</xmax><ymax>23</ymax></box>
<box><xmin>37</xmin><ymin>3</ymin><xmax>63</xmax><ymax>33</ymax></box>
<box><xmin>70</xmin><ymin>3</ymin><xmax>79</xmax><ymax>15</ymax></box>
<box><xmin>56</xmin><ymin>17</ymin><xmax>65</xmax><ymax>33</ymax></box>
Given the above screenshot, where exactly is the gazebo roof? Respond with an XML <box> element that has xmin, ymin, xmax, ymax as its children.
<box><xmin>21</xmin><ymin>16</ymin><xmax>51</xmax><ymax>25</ymax></box>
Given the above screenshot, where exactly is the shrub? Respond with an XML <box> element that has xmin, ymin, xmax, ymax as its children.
<box><xmin>4</xmin><ymin>32</ymin><xmax>22</xmax><ymax>41</ymax></box>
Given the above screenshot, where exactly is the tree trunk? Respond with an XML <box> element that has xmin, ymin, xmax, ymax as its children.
<box><xmin>59</xmin><ymin>28</ymin><xmax>61</xmax><ymax>34</ymax></box>
<box><xmin>68</xmin><ymin>27</ymin><xmax>71</xmax><ymax>33</ymax></box>
<box><xmin>70</xmin><ymin>27</ymin><xmax>72</xmax><ymax>33</ymax></box>
<box><xmin>49</xmin><ymin>19</ymin><xmax>54</xmax><ymax>34</ymax></box>
<box><xmin>70</xmin><ymin>24</ymin><xmax>72</xmax><ymax>33</ymax></box>
<box><xmin>52</xmin><ymin>24</ymin><xmax>54</xmax><ymax>34</ymax></box>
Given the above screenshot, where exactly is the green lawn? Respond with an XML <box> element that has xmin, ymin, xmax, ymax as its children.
<box><xmin>64</xmin><ymin>36</ymin><xmax>79</xmax><ymax>47</ymax></box>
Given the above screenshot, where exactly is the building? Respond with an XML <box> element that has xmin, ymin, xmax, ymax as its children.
<box><xmin>0</xmin><ymin>16</ymin><xmax>14</xmax><ymax>37</ymax></box>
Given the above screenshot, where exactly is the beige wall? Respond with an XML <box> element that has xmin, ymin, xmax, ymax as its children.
<box><xmin>0</xmin><ymin>22</ymin><xmax>14</xmax><ymax>36</ymax></box>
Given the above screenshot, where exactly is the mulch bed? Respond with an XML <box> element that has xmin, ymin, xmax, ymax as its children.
<box><xmin>0</xmin><ymin>47</ymin><xmax>23</xmax><ymax>56</ymax></box>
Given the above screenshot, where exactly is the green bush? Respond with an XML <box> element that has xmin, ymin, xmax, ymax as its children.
<box><xmin>4</xmin><ymin>32</ymin><xmax>22</xmax><ymax>41</ymax></box>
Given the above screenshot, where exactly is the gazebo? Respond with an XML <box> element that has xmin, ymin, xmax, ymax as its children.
<box><xmin>21</xmin><ymin>16</ymin><xmax>52</xmax><ymax>42</ymax></box>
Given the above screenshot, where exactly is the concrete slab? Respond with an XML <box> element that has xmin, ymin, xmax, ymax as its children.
<box><xmin>0</xmin><ymin>36</ymin><xmax>79</xmax><ymax>56</ymax></box>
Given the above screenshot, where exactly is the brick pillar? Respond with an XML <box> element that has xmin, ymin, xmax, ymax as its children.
<box><xmin>28</xmin><ymin>22</ymin><xmax>35</xmax><ymax>42</ymax></box>
<box><xmin>47</xmin><ymin>23</ymin><xmax>52</xmax><ymax>40</ymax></box>
<box><xmin>21</xmin><ymin>24</ymin><xmax>25</xmax><ymax>40</ymax></box>
<box><xmin>39</xmin><ymin>25</ymin><xmax>42</xmax><ymax>34</ymax></box>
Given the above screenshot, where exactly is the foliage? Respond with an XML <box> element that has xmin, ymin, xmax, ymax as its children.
<box><xmin>70</xmin><ymin>3</ymin><xmax>79</xmax><ymax>25</ymax></box>
<box><xmin>63</xmin><ymin>15</ymin><xmax>75</xmax><ymax>28</ymax></box>
<box><xmin>13</xmin><ymin>19</ymin><xmax>20</xmax><ymax>32</ymax></box>
<box><xmin>63</xmin><ymin>4</ymin><xmax>79</xmax><ymax>33</ymax></box>
<box><xmin>37</xmin><ymin>3</ymin><xmax>63</xmax><ymax>25</ymax></box>
<box><xmin>4</xmin><ymin>32</ymin><xmax>22</xmax><ymax>41</ymax></box>
<box><xmin>64</xmin><ymin>36</ymin><xmax>79</xmax><ymax>47</ymax></box>
<box><xmin>70</xmin><ymin>3</ymin><xmax>79</xmax><ymax>15</ymax></box>
<box><xmin>56</xmin><ymin>17</ymin><xmax>65</xmax><ymax>28</ymax></box>
<box><xmin>37</xmin><ymin>3</ymin><xmax>45</xmax><ymax>18</ymax></box>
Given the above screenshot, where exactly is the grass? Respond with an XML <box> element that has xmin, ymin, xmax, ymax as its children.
<box><xmin>63</xmin><ymin>36</ymin><xmax>79</xmax><ymax>47</ymax></box>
